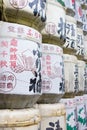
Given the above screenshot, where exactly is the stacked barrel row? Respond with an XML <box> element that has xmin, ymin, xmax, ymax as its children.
<box><xmin>0</xmin><ymin>0</ymin><xmax>87</xmax><ymax>130</ymax></box>
<box><xmin>0</xmin><ymin>0</ymin><xmax>46</xmax><ymax>129</ymax></box>
<box><xmin>0</xmin><ymin>0</ymin><xmax>66</xmax><ymax>130</ymax></box>
<box><xmin>61</xmin><ymin>0</ymin><xmax>87</xmax><ymax>130</ymax></box>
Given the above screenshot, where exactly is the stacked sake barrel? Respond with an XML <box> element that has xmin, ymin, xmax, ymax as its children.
<box><xmin>36</xmin><ymin>1</ymin><xmax>67</xmax><ymax>129</ymax></box>
<box><xmin>80</xmin><ymin>3</ymin><xmax>87</xmax><ymax>127</ymax></box>
<box><xmin>0</xmin><ymin>0</ymin><xmax>47</xmax><ymax>129</ymax></box>
<box><xmin>60</xmin><ymin>0</ymin><xmax>87</xmax><ymax>130</ymax></box>
<box><xmin>0</xmin><ymin>21</ymin><xmax>43</xmax><ymax>109</ymax></box>
<box><xmin>2</xmin><ymin>0</ymin><xmax>46</xmax><ymax>31</ymax></box>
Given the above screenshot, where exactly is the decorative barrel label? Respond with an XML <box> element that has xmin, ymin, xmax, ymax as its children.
<box><xmin>42</xmin><ymin>44</ymin><xmax>64</xmax><ymax>94</ymax></box>
<box><xmin>0</xmin><ymin>21</ymin><xmax>42</xmax><ymax>43</ymax></box>
<box><xmin>75</xmin><ymin>96</ymin><xmax>87</xmax><ymax>130</ymax></box>
<box><xmin>63</xmin><ymin>16</ymin><xmax>77</xmax><ymax>50</ymax></box>
<box><xmin>0</xmin><ymin>38</ymin><xmax>42</xmax><ymax>95</ymax></box>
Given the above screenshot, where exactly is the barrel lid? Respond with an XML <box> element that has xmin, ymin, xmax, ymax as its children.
<box><xmin>37</xmin><ymin>103</ymin><xmax>66</xmax><ymax>117</ymax></box>
<box><xmin>42</xmin><ymin>43</ymin><xmax>63</xmax><ymax>55</ymax></box>
<box><xmin>0</xmin><ymin>21</ymin><xmax>42</xmax><ymax>43</ymax></box>
<box><xmin>0</xmin><ymin>108</ymin><xmax>40</xmax><ymax>127</ymax></box>
<box><xmin>63</xmin><ymin>54</ymin><xmax>77</xmax><ymax>63</ymax></box>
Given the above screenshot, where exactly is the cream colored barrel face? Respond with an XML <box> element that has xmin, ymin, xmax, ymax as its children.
<box><xmin>38</xmin><ymin>44</ymin><xmax>65</xmax><ymax>103</ymax></box>
<box><xmin>60</xmin><ymin>98</ymin><xmax>77</xmax><ymax>130</ymax></box>
<box><xmin>78</xmin><ymin>60</ymin><xmax>85</xmax><ymax>92</ymax></box>
<box><xmin>75</xmin><ymin>96</ymin><xmax>87</xmax><ymax>130</ymax></box>
<box><xmin>38</xmin><ymin>103</ymin><xmax>66</xmax><ymax>130</ymax></box>
<box><xmin>42</xmin><ymin>0</ymin><xmax>66</xmax><ymax>44</ymax></box>
<box><xmin>0</xmin><ymin>21</ymin><xmax>42</xmax><ymax>43</ymax></box>
<box><xmin>63</xmin><ymin>15</ymin><xmax>77</xmax><ymax>50</ymax></box>
<box><xmin>63</xmin><ymin>54</ymin><xmax>78</xmax><ymax>94</ymax></box>
<box><xmin>76</xmin><ymin>28</ymin><xmax>84</xmax><ymax>56</ymax></box>
<box><xmin>0</xmin><ymin>37</ymin><xmax>42</xmax><ymax>108</ymax></box>
<box><xmin>3</xmin><ymin>0</ymin><xmax>47</xmax><ymax>31</ymax></box>
<box><xmin>0</xmin><ymin>108</ymin><xmax>40</xmax><ymax>130</ymax></box>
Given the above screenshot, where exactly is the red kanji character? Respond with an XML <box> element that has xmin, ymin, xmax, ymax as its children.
<box><xmin>27</xmin><ymin>29</ymin><xmax>33</xmax><ymax>36</ymax></box>
<box><xmin>10</xmin><ymin>39</ymin><xmax>17</xmax><ymax>46</ymax></box>
<box><xmin>10</xmin><ymin>54</ymin><xmax>17</xmax><ymax>60</ymax></box>
<box><xmin>7</xmin><ymin>82</ymin><xmax>13</xmax><ymax>88</ymax></box>
<box><xmin>78</xmin><ymin>7</ymin><xmax>82</xmax><ymax>17</ymax></box>
<box><xmin>0</xmin><ymin>75</ymin><xmax>6</xmax><ymax>81</ymax></box>
<box><xmin>0</xmin><ymin>83</ymin><xmax>6</xmax><ymax>88</ymax></box>
<box><xmin>10</xmin><ymin>61</ymin><xmax>16</xmax><ymax>68</ymax></box>
<box><xmin>8</xmin><ymin>26</ymin><xmax>15</xmax><ymax>32</ymax></box>
<box><xmin>47</xmin><ymin>70</ymin><xmax>51</xmax><ymax>75</ymax></box>
<box><xmin>10</xmin><ymin>48</ymin><xmax>17</xmax><ymax>53</ymax></box>
<box><xmin>1</xmin><ymin>41</ymin><xmax>8</xmax><ymax>48</ymax></box>
<box><xmin>46</xmin><ymin>55</ymin><xmax>51</xmax><ymax>60</ymax></box>
<box><xmin>7</xmin><ymin>75</ymin><xmax>14</xmax><ymax>81</ymax></box>
<box><xmin>46</xmin><ymin>61</ymin><xmax>51</xmax><ymax>65</ymax></box>
<box><xmin>0</xmin><ymin>61</ymin><xmax>8</xmax><ymax>68</ymax></box>
<box><xmin>17</xmin><ymin>27</ymin><xmax>24</xmax><ymax>33</ymax></box>
<box><xmin>49</xmin><ymin>46</ymin><xmax>54</xmax><ymax>51</ymax></box>
<box><xmin>0</xmin><ymin>51</ymin><xmax>8</xmax><ymax>57</ymax></box>
<box><xmin>43</xmin><ymin>45</ymin><xmax>48</xmax><ymax>51</ymax></box>
<box><xmin>56</xmin><ymin>47</ymin><xmax>60</xmax><ymax>53</ymax></box>
<box><xmin>72</xmin><ymin>0</ymin><xmax>75</xmax><ymax>4</ymax></box>
<box><xmin>35</xmin><ymin>32</ymin><xmax>38</xmax><ymax>38</ymax></box>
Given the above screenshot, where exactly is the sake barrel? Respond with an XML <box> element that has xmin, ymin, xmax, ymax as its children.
<box><xmin>75</xmin><ymin>0</ymin><xmax>83</xmax><ymax>28</ymax></box>
<box><xmin>0</xmin><ymin>21</ymin><xmax>42</xmax><ymax>43</ymax></box>
<box><xmin>63</xmin><ymin>0</ymin><xmax>75</xmax><ymax>16</ymax></box>
<box><xmin>60</xmin><ymin>98</ymin><xmax>77</xmax><ymax>130</ymax></box>
<box><xmin>37</xmin><ymin>43</ymin><xmax>65</xmax><ymax>103</ymax></box>
<box><xmin>0</xmin><ymin>108</ymin><xmax>40</xmax><ymax>130</ymax></box>
<box><xmin>84</xmin><ymin>34</ymin><xmax>87</xmax><ymax>60</ymax></box>
<box><xmin>41</xmin><ymin>0</ymin><xmax>66</xmax><ymax>46</ymax></box>
<box><xmin>76</xmin><ymin>27</ymin><xmax>84</xmax><ymax>57</ymax></box>
<box><xmin>63</xmin><ymin>54</ymin><xmax>78</xmax><ymax>97</ymax></box>
<box><xmin>3</xmin><ymin>0</ymin><xmax>47</xmax><ymax>31</ymax></box>
<box><xmin>0</xmin><ymin>30</ymin><xmax>42</xmax><ymax>108</ymax></box>
<box><xmin>77</xmin><ymin>60</ymin><xmax>85</xmax><ymax>94</ymax></box>
<box><xmin>37</xmin><ymin>103</ymin><xmax>66</xmax><ymax>130</ymax></box>
<box><xmin>63</xmin><ymin>15</ymin><xmax>77</xmax><ymax>54</ymax></box>
<box><xmin>75</xmin><ymin>96</ymin><xmax>87</xmax><ymax>130</ymax></box>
